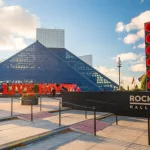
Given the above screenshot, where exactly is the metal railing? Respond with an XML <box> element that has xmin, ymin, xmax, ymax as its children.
<box><xmin>5</xmin><ymin>95</ymin><xmax>60</xmax><ymax>121</ymax></box>
<box><xmin>85</xmin><ymin>99</ymin><xmax>118</xmax><ymax>125</ymax></box>
<box><xmin>59</xmin><ymin>101</ymin><xmax>97</xmax><ymax>136</ymax></box>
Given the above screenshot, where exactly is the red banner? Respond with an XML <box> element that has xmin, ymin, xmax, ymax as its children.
<box><xmin>2</xmin><ymin>83</ymin><xmax>77</xmax><ymax>95</ymax></box>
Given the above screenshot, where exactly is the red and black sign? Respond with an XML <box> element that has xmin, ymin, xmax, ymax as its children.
<box><xmin>145</xmin><ymin>22</ymin><xmax>150</xmax><ymax>90</ymax></box>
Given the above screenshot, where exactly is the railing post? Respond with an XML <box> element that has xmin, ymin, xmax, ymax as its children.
<box><xmin>116</xmin><ymin>114</ymin><xmax>118</xmax><ymax>125</ymax></box>
<box><xmin>40</xmin><ymin>96</ymin><xmax>42</xmax><ymax>111</ymax></box>
<box><xmin>59</xmin><ymin>100</ymin><xmax>61</xmax><ymax>126</ymax></box>
<box><xmin>85</xmin><ymin>100</ymin><xmax>87</xmax><ymax>119</ymax></box>
<box><xmin>31</xmin><ymin>101</ymin><xmax>33</xmax><ymax>122</ymax></box>
<box><xmin>116</xmin><ymin>107</ymin><xmax>118</xmax><ymax>125</ymax></box>
<box><xmin>93</xmin><ymin>106</ymin><xmax>96</xmax><ymax>136</ymax></box>
<box><xmin>11</xmin><ymin>97</ymin><xmax>13</xmax><ymax>116</ymax></box>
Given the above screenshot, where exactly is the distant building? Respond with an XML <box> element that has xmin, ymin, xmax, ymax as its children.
<box><xmin>0</xmin><ymin>41</ymin><xmax>118</xmax><ymax>91</ymax></box>
<box><xmin>79</xmin><ymin>54</ymin><xmax>93</xmax><ymax>66</ymax></box>
<box><xmin>0</xmin><ymin>28</ymin><xmax>119</xmax><ymax>91</ymax></box>
<box><xmin>36</xmin><ymin>28</ymin><xmax>65</xmax><ymax>48</ymax></box>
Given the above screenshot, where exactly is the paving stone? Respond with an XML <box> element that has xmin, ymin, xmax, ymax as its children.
<box><xmin>89</xmin><ymin>144</ymin><xmax>127</xmax><ymax>150</ymax></box>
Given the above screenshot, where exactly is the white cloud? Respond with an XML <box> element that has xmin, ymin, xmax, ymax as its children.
<box><xmin>116</xmin><ymin>11</ymin><xmax>150</xmax><ymax>32</ymax></box>
<box><xmin>0</xmin><ymin>35</ymin><xmax>27</xmax><ymax>51</ymax></box>
<box><xmin>130</xmin><ymin>63</ymin><xmax>146</xmax><ymax>72</ymax></box>
<box><xmin>95</xmin><ymin>66</ymin><xmax>119</xmax><ymax>80</ymax></box>
<box><xmin>114</xmin><ymin>52</ymin><xmax>145</xmax><ymax>63</ymax></box>
<box><xmin>121</xmin><ymin>76</ymin><xmax>140</xmax><ymax>89</ymax></box>
<box><xmin>129</xmin><ymin>53</ymin><xmax>145</xmax><ymax>64</ymax></box>
<box><xmin>95</xmin><ymin>66</ymin><xmax>140</xmax><ymax>89</ymax></box>
<box><xmin>116</xmin><ymin>22</ymin><xmax>124</xmax><ymax>32</ymax></box>
<box><xmin>116</xmin><ymin>11</ymin><xmax>150</xmax><ymax>46</ymax></box>
<box><xmin>0</xmin><ymin>6</ymin><xmax>40</xmax><ymax>39</ymax></box>
<box><xmin>0</xmin><ymin>0</ymin><xmax>4</xmax><ymax>6</ymax></box>
<box><xmin>138</xmin><ymin>54</ymin><xmax>145</xmax><ymax>63</ymax></box>
<box><xmin>0</xmin><ymin>3</ymin><xmax>40</xmax><ymax>51</ymax></box>
<box><xmin>141</xmin><ymin>0</ymin><xmax>144</xmax><ymax>3</ymax></box>
<box><xmin>123</xmin><ymin>29</ymin><xmax>144</xmax><ymax>44</ymax></box>
<box><xmin>123</xmin><ymin>34</ymin><xmax>139</xmax><ymax>44</ymax></box>
<box><xmin>137</xmin><ymin>42</ymin><xmax>145</xmax><ymax>48</ymax></box>
<box><xmin>113</xmin><ymin>52</ymin><xmax>138</xmax><ymax>62</ymax></box>
<box><xmin>137</xmin><ymin>29</ymin><xmax>144</xmax><ymax>38</ymax></box>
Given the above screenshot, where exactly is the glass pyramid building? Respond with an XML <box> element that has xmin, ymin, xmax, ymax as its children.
<box><xmin>0</xmin><ymin>41</ymin><xmax>118</xmax><ymax>91</ymax></box>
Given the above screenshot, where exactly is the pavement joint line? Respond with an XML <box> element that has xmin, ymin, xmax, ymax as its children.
<box><xmin>46</xmin><ymin>132</ymin><xmax>85</xmax><ymax>150</ymax></box>
<box><xmin>70</xmin><ymin>127</ymin><xmax>94</xmax><ymax>135</ymax></box>
<box><xmin>48</xmin><ymin>108</ymin><xmax>71</xmax><ymax>113</ymax></box>
<box><xmin>125</xmin><ymin>130</ymin><xmax>147</xmax><ymax>150</ymax></box>
<box><xmin>92</xmin><ymin>134</ymin><xmax>147</xmax><ymax>148</ymax></box>
<box><xmin>0</xmin><ymin>116</ymin><xmax>18</xmax><ymax>122</ymax></box>
<box><xmin>96</xmin><ymin>113</ymin><xmax>113</xmax><ymax>120</ymax></box>
<box><xmin>71</xmin><ymin>112</ymin><xmax>113</xmax><ymax>126</ymax></box>
<box><xmin>0</xmin><ymin>126</ymin><xmax>69</xmax><ymax>150</ymax></box>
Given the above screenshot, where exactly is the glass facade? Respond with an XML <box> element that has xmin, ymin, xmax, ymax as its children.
<box><xmin>49</xmin><ymin>48</ymin><xmax>119</xmax><ymax>91</ymax></box>
<box><xmin>79</xmin><ymin>54</ymin><xmax>93</xmax><ymax>66</ymax></box>
<box><xmin>0</xmin><ymin>41</ymin><xmax>119</xmax><ymax>91</ymax></box>
<box><xmin>36</xmin><ymin>28</ymin><xmax>65</xmax><ymax>48</ymax></box>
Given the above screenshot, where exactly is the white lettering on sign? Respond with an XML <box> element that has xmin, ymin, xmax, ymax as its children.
<box><xmin>130</xmin><ymin>95</ymin><xmax>150</xmax><ymax>103</ymax></box>
<box><xmin>129</xmin><ymin>95</ymin><xmax>150</xmax><ymax>110</ymax></box>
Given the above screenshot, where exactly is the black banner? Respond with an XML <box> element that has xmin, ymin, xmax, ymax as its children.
<box><xmin>62</xmin><ymin>91</ymin><xmax>150</xmax><ymax>118</ymax></box>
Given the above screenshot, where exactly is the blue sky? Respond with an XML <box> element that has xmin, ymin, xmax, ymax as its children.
<box><xmin>0</xmin><ymin>0</ymin><xmax>150</xmax><ymax>88</ymax></box>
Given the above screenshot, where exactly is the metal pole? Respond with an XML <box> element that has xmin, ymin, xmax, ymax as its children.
<box><xmin>118</xmin><ymin>57</ymin><xmax>122</xmax><ymax>90</ymax></box>
<box><xmin>93</xmin><ymin>107</ymin><xmax>96</xmax><ymax>136</ymax></box>
<box><xmin>59</xmin><ymin>101</ymin><xmax>61</xmax><ymax>126</ymax></box>
<box><xmin>148</xmin><ymin>113</ymin><xmax>150</xmax><ymax>145</ymax></box>
<box><xmin>31</xmin><ymin>102</ymin><xmax>33</xmax><ymax>121</ymax></box>
<box><xmin>85</xmin><ymin>100</ymin><xmax>87</xmax><ymax>119</ymax></box>
<box><xmin>11</xmin><ymin>97</ymin><xmax>13</xmax><ymax>116</ymax></box>
<box><xmin>119</xmin><ymin>67</ymin><xmax>120</xmax><ymax>89</ymax></box>
<box><xmin>116</xmin><ymin>108</ymin><xmax>118</xmax><ymax>125</ymax></box>
<box><xmin>116</xmin><ymin>114</ymin><xmax>118</xmax><ymax>125</ymax></box>
<box><xmin>40</xmin><ymin>96</ymin><xmax>42</xmax><ymax>111</ymax></box>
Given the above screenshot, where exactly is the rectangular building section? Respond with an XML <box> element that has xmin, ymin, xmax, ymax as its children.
<box><xmin>36</xmin><ymin>28</ymin><xmax>65</xmax><ymax>48</ymax></box>
<box><xmin>79</xmin><ymin>54</ymin><xmax>93</xmax><ymax>66</ymax></box>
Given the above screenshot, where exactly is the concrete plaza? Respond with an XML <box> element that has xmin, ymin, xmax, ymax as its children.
<box><xmin>0</xmin><ymin>97</ymin><xmax>150</xmax><ymax>150</ymax></box>
<box><xmin>0</xmin><ymin>97</ymin><xmax>61</xmax><ymax>119</ymax></box>
<box><xmin>16</xmin><ymin>116</ymin><xmax>150</xmax><ymax>150</ymax></box>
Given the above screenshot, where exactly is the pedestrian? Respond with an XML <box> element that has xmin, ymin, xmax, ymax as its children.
<box><xmin>76</xmin><ymin>87</ymin><xmax>81</xmax><ymax>92</ymax></box>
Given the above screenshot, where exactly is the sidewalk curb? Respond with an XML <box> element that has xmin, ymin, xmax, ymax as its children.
<box><xmin>0</xmin><ymin>108</ymin><xmax>70</xmax><ymax>122</ymax></box>
<box><xmin>0</xmin><ymin>126</ymin><xmax>69</xmax><ymax>150</ymax></box>
<box><xmin>97</xmin><ymin>113</ymin><xmax>114</xmax><ymax>120</ymax></box>
<box><xmin>48</xmin><ymin>108</ymin><xmax>71</xmax><ymax>113</ymax></box>
<box><xmin>0</xmin><ymin>113</ymin><xmax>113</xmax><ymax>149</ymax></box>
<box><xmin>0</xmin><ymin>116</ymin><xmax>18</xmax><ymax>122</ymax></box>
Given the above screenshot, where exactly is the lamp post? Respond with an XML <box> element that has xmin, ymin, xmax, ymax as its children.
<box><xmin>117</xmin><ymin>57</ymin><xmax>122</xmax><ymax>90</ymax></box>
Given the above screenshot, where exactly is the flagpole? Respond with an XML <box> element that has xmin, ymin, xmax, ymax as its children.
<box><xmin>134</xmin><ymin>77</ymin><xmax>135</xmax><ymax>88</ymax></box>
<box><xmin>117</xmin><ymin>57</ymin><xmax>122</xmax><ymax>90</ymax></box>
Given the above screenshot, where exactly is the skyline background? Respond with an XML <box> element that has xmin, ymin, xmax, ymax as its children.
<box><xmin>0</xmin><ymin>0</ymin><xmax>149</xmax><ymax>89</ymax></box>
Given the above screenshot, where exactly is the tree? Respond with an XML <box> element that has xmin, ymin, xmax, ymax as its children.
<box><xmin>127</xmin><ymin>86</ymin><xmax>129</xmax><ymax>91</ymax></box>
<box><xmin>135</xmin><ymin>84</ymin><xmax>138</xmax><ymax>89</ymax></box>
<box><xmin>141</xmin><ymin>74</ymin><xmax>146</xmax><ymax>91</ymax></box>
<box><xmin>114</xmin><ymin>87</ymin><xmax>118</xmax><ymax>91</ymax></box>
<box><xmin>120</xmin><ymin>86</ymin><xmax>124</xmax><ymax>91</ymax></box>
<box><xmin>34</xmin><ymin>84</ymin><xmax>39</xmax><ymax>93</ymax></box>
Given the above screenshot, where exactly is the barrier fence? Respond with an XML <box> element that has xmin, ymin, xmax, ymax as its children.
<box><xmin>58</xmin><ymin>101</ymin><xmax>97</xmax><ymax>136</ymax></box>
<box><xmin>1</xmin><ymin>92</ymin><xmax>150</xmax><ymax>145</ymax></box>
<box><xmin>61</xmin><ymin>92</ymin><xmax>150</xmax><ymax>145</ymax></box>
<box><xmin>0</xmin><ymin>95</ymin><xmax>61</xmax><ymax>120</ymax></box>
